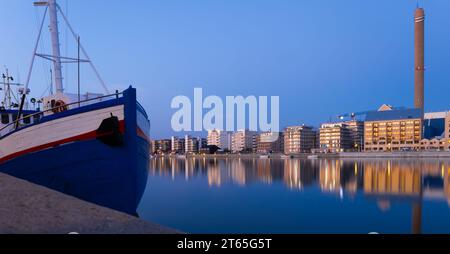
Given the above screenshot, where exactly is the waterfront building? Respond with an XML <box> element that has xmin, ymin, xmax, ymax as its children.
<box><xmin>252</xmin><ymin>134</ymin><xmax>258</xmax><ymax>153</ymax></box>
<box><xmin>185</xmin><ymin>135</ymin><xmax>199</xmax><ymax>154</ymax></box>
<box><xmin>284</xmin><ymin>125</ymin><xmax>316</xmax><ymax>154</ymax></box>
<box><xmin>171</xmin><ymin>136</ymin><xmax>185</xmax><ymax>154</ymax></box>
<box><xmin>256</xmin><ymin>132</ymin><xmax>284</xmax><ymax>154</ymax></box>
<box><xmin>151</xmin><ymin>139</ymin><xmax>171</xmax><ymax>155</ymax></box>
<box><xmin>418</xmin><ymin>111</ymin><xmax>450</xmax><ymax>151</ymax></box>
<box><xmin>314</xmin><ymin>130</ymin><xmax>320</xmax><ymax>150</ymax></box>
<box><xmin>418</xmin><ymin>138</ymin><xmax>448</xmax><ymax>151</ymax></box>
<box><xmin>207</xmin><ymin>129</ymin><xmax>231</xmax><ymax>151</ymax></box>
<box><xmin>231</xmin><ymin>130</ymin><xmax>257</xmax><ymax>153</ymax></box>
<box><xmin>198</xmin><ymin>137</ymin><xmax>208</xmax><ymax>151</ymax></box>
<box><xmin>150</xmin><ymin>140</ymin><xmax>156</xmax><ymax>154</ymax></box>
<box><xmin>447</xmin><ymin>113</ymin><xmax>450</xmax><ymax>140</ymax></box>
<box><xmin>345</xmin><ymin>120</ymin><xmax>365</xmax><ymax>151</ymax></box>
<box><xmin>424</xmin><ymin>112</ymin><xmax>447</xmax><ymax>139</ymax></box>
<box><xmin>319</xmin><ymin>123</ymin><xmax>353</xmax><ymax>153</ymax></box>
<box><xmin>364</xmin><ymin>107</ymin><xmax>423</xmax><ymax>152</ymax></box>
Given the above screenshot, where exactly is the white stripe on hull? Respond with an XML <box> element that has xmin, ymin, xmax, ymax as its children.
<box><xmin>0</xmin><ymin>105</ymin><xmax>124</xmax><ymax>159</ymax></box>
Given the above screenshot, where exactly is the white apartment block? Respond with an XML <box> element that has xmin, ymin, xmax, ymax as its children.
<box><xmin>231</xmin><ymin>130</ymin><xmax>257</xmax><ymax>153</ymax></box>
<box><xmin>207</xmin><ymin>129</ymin><xmax>231</xmax><ymax>150</ymax></box>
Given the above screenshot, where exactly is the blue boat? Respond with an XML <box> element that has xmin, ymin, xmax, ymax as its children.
<box><xmin>0</xmin><ymin>1</ymin><xmax>150</xmax><ymax>216</ymax></box>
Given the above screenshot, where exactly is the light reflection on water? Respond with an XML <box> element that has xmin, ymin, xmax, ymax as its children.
<box><xmin>138</xmin><ymin>157</ymin><xmax>450</xmax><ymax>234</ymax></box>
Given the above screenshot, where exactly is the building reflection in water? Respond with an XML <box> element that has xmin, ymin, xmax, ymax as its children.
<box><xmin>319</xmin><ymin>160</ymin><xmax>341</xmax><ymax>194</ymax></box>
<box><xmin>151</xmin><ymin>158</ymin><xmax>450</xmax><ymax>203</ymax></box>
<box><xmin>151</xmin><ymin>157</ymin><xmax>450</xmax><ymax>233</ymax></box>
<box><xmin>151</xmin><ymin>157</ymin><xmax>450</xmax><ymax>199</ymax></box>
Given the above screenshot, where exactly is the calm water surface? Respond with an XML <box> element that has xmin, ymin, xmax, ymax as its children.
<box><xmin>137</xmin><ymin>157</ymin><xmax>450</xmax><ymax>234</ymax></box>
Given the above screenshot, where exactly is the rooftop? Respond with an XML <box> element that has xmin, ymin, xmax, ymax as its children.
<box><xmin>365</xmin><ymin>108</ymin><xmax>423</xmax><ymax>122</ymax></box>
<box><xmin>424</xmin><ymin>111</ymin><xmax>448</xmax><ymax>120</ymax></box>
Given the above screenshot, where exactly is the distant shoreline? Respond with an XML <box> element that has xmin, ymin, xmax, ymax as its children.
<box><xmin>153</xmin><ymin>151</ymin><xmax>450</xmax><ymax>159</ymax></box>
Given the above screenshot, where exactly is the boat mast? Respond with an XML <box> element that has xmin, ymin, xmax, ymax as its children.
<box><xmin>1</xmin><ymin>69</ymin><xmax>13</xmax><ymax>109</ymax></box>
<box><xmin>48</xmin><ymin>0</ymin><xmax>64</xmax><ymax>94</ymax></box>
<box><xmin>28</xmin><ymin>0</ymin><xmax>110</xmax><ymax>98</ymax></box>
<box><xmin>1</xmin><ymin>68</ymin><xmax>25</xmax><ymax>110</ymax></box>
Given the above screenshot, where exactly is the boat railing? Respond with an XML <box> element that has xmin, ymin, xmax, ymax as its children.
<box><xmin>0</xmin><ymin>91</ymin><xmax>124</xmax><ymax>136</ymax></box>
<box><xmin>136</xmin><ymin>101</ymin><xmax>148</xmax><ymax>118</ymax></box>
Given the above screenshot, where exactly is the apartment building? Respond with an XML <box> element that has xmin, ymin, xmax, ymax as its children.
<box><xmin>171</xmin><ymin>136</ymin><xmax>185</xmax><ymax>154</ymax></box>
<box><xmin>231</xmin><ymin>130</ymin><xmax>257</xmax><ymax>153</ymax></box>
<box><xmin>151</xmin><ymin>139</ymin><xmax>171</xmax><ymax>155</ymax></box>
<box><xmin>185</xmin><ymin>135</ymin><xmax>199</xmax><ymax>154</ymax></box>
<box><xmin>284</xmin><ymin>125</ymin><xmax>316</xmax><ymax>154</ymax></box>
<box><xmin>364</xmin><ymin>108</ymin><xmax>423</xmax><ymax>151</ymax></box>
<box><xmin>207</xmin><ymin>129</ymin><xmax>231</xmax><ymax>150</ymax></box>
<box><xmin>319</xmin><ymin>123</ymin><xmax>353</xmax><ymax>153</ymax></box>
<box><xmin>256</xmin><ymin>132</ymin><xmax>284</xmax><ymax>154</ymax></box>
<box><xmin>345</xmin><ymin>120</ymin><xmax>365</xmax><ymax>151</ymax></box>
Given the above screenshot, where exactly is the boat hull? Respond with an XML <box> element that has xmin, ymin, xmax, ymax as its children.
<box><xmin>0</xmin><ymin>138</ymin><xmax>148</xmax><ymax>215</ymax></box>
<box><xmin>0</xmin><ymin>87</ymin><xmax>150</xmax><ymax>216</ymax></box>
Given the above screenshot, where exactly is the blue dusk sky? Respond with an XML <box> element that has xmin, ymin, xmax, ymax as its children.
<box><xmin>1</xmin><ymin>0</ymin><xmax>450</xmax><ymax>139</ymax></box>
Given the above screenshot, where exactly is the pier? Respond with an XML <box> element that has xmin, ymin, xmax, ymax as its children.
<box><xmin>0</xmin><ymin>173</ymin><xmax>179</xmax><ymax>234</ymax></box>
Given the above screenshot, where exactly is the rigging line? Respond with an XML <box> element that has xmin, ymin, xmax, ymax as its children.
<box><xmin>65</xmin><ymin>0</ymin><xmax>69</xmax><ymax>92</ymax></box>
<box><xmin>56</xmin><ymin>4</ymin><xmax>110</xmax><ymax>95</ymax></box>
<box><xmin>11</xmin><ymin>89</ymin><xmax>19</xmax><ymax>103</ymax></box>
<box><xmin>16</xmin><ymin>66</ymin><xmax>21</xmax><ymax>85</ymax></box>
<box><xmin>15</xmin><ymin>67</ymin><xmax>25</xmax><ymax>108</ymax></box>
<box><xmin>35</xmin><ymin>8</ymin><xmax>50</xmax><ymax>94</ymax></box>
<box><xmin>35</xmin><ymin>8</ymin><xmax>52</xmax><ymax>96</ymax></box>
<box><xmin>40</xmin><ymin>82</ymin><xmax>52</xmax><ymax>98</ymax></box>
<box><xmin>41</xmin><ymin>9</ymin><xmax>53</xmax><ymax>95</ymax></box>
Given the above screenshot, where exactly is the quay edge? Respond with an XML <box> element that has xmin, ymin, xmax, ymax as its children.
<box><xmin>154</xmin><ymin>151</ymin><xmax>450</xmax><ymax>160</ymax></box>
<box><xmin>0</xmin><ymin>173</ymin><xmax>181</xmax><ymax>234</ymax></box>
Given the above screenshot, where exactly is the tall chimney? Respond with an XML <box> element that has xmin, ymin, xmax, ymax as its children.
<box><xmin>414</xmin><ymin>8</ymin><xmax>425</xmax><ymax>112</ymax></box>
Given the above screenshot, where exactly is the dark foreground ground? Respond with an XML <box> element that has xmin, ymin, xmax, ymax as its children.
<box><xmin>0</xmin><ymin>173</ymin><xmax>180</xmax><ymax>234</ymax></box>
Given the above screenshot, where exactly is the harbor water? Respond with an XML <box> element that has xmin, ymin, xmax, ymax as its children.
<box><xmin>138</xmin><ymin>157</ymin><xmax>450</xmax><ymax>234</ymax></box>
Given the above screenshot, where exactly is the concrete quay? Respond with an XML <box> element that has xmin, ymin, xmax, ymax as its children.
<box><xmin>156</xmin><ymin>151</ymin><xmax>450</xmax><ymax>160</ymax></box>
<box><xmin>338</xmin><ymin>151</ymin><xmax>450</xmax><ymax>158</ymax></box>
<box><xmin>160</xmin><ymin>153</ymin><xmax>305</xmax><ymax>159</ymax></box>
<box><xmin>0</xmin><ymin>173</ymin><xmax>180</xmax><ymax>234</ymax></box>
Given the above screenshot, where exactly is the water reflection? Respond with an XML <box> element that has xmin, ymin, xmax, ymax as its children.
<box><xmin>152</xmin><ymin>158</ymin><xmax>450</xmax><ymax>204</ymax></box>
<box><xmin>148</xmin><ymin>157</ymin><xmax>450</xmax><ymax>233</ymax></box>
